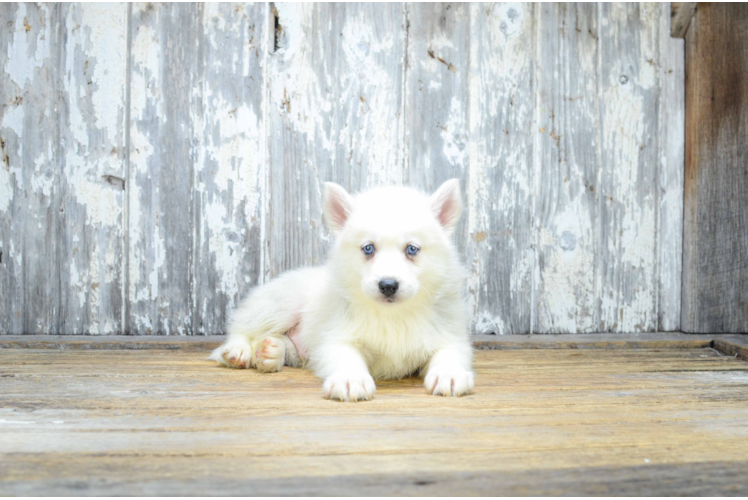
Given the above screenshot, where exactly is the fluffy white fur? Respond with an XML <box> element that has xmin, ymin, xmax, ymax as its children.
<box><xmin>209</xmin><ymin>179</ymin><xmax>474</xmax><ymax>401</ymax></box>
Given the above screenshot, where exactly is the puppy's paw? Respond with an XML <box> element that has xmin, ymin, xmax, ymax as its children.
<box><xmin>323</xmin><ymin>372</ymin><xmax>376</xmax><ymax>402</ymax></box>
<box><xmin>424</xmin><ymin>368</ymin><xmax>474</xmax><ymax>397</ymax></box>
<box><xmin>251</xmin><ymin>336</ymin><xmax>286</xmax><ymax>373</ymax></box>
<box><xmin>209</xmin><ymin>340</ymin><xmax>252</xmax><ymax>369</ymax></box>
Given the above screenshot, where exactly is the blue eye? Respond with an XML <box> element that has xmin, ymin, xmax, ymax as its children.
<box><xmin>406</xmin><ymin>245</ymin><xmax>420</xmax><ymax>256</ymax></box>
<box><xmin>362</xmin><ymin>244</ymin><xmax>375</xmax><ymax>255</ymax></box>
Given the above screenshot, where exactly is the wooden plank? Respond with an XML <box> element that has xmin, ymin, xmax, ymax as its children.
<box><xmin>403</xmin><ymin>2</ymin><xmax>470</xmax><ymax>257</ymax></box>
<box><xmin>682</xmin><ymin>3</ymin><xmax>748</xmax><ymax>333</ymax></box>
<box><xmin>597</xmin><ymin>3</ymin><xmax>660</xmax><ymax>332</ymax></box>
<box><xmin>534</xmin><ymin>3</ymin><xmax>600</xmax><ymax>333</ymax></box>
<box><xmin>0</xmin><ymin>332</ymin><xmax>723</xmax><ymax>351</ymax></box>
<box><xmin>713</xmin><ymin>336</ymin><xmax>748</xmax><ymax>361</ymax></box>
<box><xmin>127</xmin><ymin>4</ymin><xmax>200</xmax><ymax>334</ymax></box>
<box><xmin>468</xmin><ymin>3</ymin><xmax>535</xmax><ymax>334</ymax></box>
<box><xmin>0</xmin><ymin>4</ymin><xmax>62</xmax><ymax>334</ymax></box>
<box><xmin>0</xmin><ymin>335</ymin><xmax>225</xmax><ymax>351</ymax></box>
<box><xmin>1</xmin><ymin>348</ymin><xmax>747</xmax><ymax>495</ymax></box>
<box><xmin>670</xmin><ymin>2</ymin><xmax>697</xmax><ymax>39</ymax></box>
<box><xmin>57</xmin><ymin>4</ymin><xmax>128</xmax><ymax>334</ymax></box>
<box><xmin>657</xmin><ymin>3</ymin><xmax>685</xmax><ymax>331</ymax></box>
<box><xmin>265</xmin><ymin>3</ymin><xmax>406</xmax><ymax>279</ymax></box>
<box><xmin>192</xmin><ymin>3</ymin><xmax>267</xmax><ymax>334</ymax></box>
<box><xmin>4</xmin><ymin>461</ymin><xmax>747</xmax><ymax>496</ymax></box>
<box><xmin>472</xmin><ymin>334</ymin><xmax>712</xmax><ymax>351</ymax></box>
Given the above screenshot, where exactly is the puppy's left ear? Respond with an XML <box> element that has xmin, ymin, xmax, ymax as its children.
<box><xmin>323</xmin><ymin>182</ymin><xmax>354</xmax><ymax>235</ymax></box>
<box><xmin>430</xmin><ymin>178</ymin><xmax>463</xmax><ymax>235</ymax></box>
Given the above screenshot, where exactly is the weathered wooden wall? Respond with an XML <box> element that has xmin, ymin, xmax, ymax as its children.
<box><xmin>0</xmin><ymin>3</ymin><xmax>684</xmax><ymax>335</ymax></box>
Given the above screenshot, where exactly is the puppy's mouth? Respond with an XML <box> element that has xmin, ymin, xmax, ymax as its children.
<box><xmin>376</xmin><ymin>295</ymin><xmax>398</xmax><ymax>304</ymax></box>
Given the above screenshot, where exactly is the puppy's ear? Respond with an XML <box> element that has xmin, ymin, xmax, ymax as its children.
<box><xmin>323</xmin><ymin>182</ymin><xmax>354</xmax><ymax>235</ymax></box>
<box><xmin>430</xmin><ymin>179</ymin><xmax>463</xmax><ymax>235</ymax></box>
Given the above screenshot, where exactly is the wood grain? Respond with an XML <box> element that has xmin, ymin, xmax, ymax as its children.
<box><xmin>1</xmin><ymin>347</ymin><xmax>747</xmax><ymax>495</ymax></box>
<box><xmin>670</xmin><ymin>2</ymin><xmax>697</xmax><ymax>39</ymax></box>
<box><xmin>682</xmin><ymin>3</ymin><xmax>748</xmax><ymax>333</ymax></box>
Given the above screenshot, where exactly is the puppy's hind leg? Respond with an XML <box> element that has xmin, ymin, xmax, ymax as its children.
<box><xmin>209</xmin><ymin>268</ymin><xmax>316</xmax><ymax>370</ymax></box>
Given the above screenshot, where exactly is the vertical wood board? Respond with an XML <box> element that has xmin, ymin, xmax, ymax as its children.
<box><xmin>657</xmin><ymin>2</ymin><xmax>684</xmax><ymax>331</ymax></box>
<box><xmin>468</xmin><ymin>2</ymin><xmax>535</xmax><ymax>334</ymax></box>
<box><xmin>0</xmin><ymin>4</ymin><xmax>61</xmax><ymax>334</ymax></box>
<box><xmin>597</xmin><ymin>3</ymin><xmax>660</xmax><ymax>332</ymax></box>
<box><xmin>682</xmin><ymin>3</ymin><xmax>748</xmax><ymax>333</ymax></box>
<box><xmin>193</xmin><ymin>3</ymin><xmax>267</xmax><ymax>335</ymax></box>
<box><xmin>59</xmin><ymin>3</ymin><xmax>128</xmax><ymax>334</ymax></box>
<box><xmin>534</xmin><ymin>3</ymin><xmax>600</xmax><ymax>333</ymax></box>
<box><xmin>128</xmin><ymin>3</ymin><xmax>199</xmax><ymax>334</ymax></box>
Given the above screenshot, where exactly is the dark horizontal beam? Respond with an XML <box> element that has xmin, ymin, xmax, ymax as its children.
<box><xmin>2</xmin><ymin>333</ymin><xmax>746</xmax><ymax>360</ymax></box>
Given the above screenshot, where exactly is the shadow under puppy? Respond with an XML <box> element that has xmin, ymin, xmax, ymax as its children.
<box><xmin>209</xmin><ymin>179</ymin><xmax>474</xmax><ymax>401</ymax></box>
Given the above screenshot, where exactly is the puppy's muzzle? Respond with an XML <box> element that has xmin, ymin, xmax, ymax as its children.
<box><xmin>378</xmin><ymin>279</ymin><xmax>399</xmax><ymax>299</ymax></box>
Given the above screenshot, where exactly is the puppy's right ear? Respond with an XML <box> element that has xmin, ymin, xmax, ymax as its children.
<box><xmin>430</xmin><ymin>178</ymin><xmax>463</xmax><ymax>235</ymax></box>
<box><xmin>323</xmin><ymin>182</ymin><xmax>354</xmax><ymax>235</ymax></box>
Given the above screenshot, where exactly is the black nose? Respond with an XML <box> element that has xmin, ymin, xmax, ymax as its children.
<box><xmin>378</xmin><ymin>279</ymin><xmax>399</xmax><ymax>298</ymax></box>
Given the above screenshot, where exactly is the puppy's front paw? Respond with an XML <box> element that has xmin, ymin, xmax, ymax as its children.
<box><xmin>424</xmin><ymin>368</ymin><xmax>474</xmax><ymax>397</ymax></box>
<box><xmin>323</xmin><ymin>372</ymin><xmax>376</xmax><ymax>402</ymax></box>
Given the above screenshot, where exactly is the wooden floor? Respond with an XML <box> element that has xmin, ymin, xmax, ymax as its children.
<box><xmin>2</xmin><ymin>341</ymin><xmax>748</xmax><ymax>495</ymax></box>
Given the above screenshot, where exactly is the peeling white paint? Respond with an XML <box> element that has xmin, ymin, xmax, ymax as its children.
<box><xmin>440</xmin><ymin>96</ymin><xmax>467</xmax><ymax>170</ymax></box>
<box><xmin>202</xmin><ymin>200</ymin><xmax>239</xmax><ymax>299</ymax></box>
<box><xmin>68</xmin><ymin>258</ymin><xmax>87</xmax><ymax>308</ymax></box>
<box><xmin>128</xmin><ymin>5</ymin><xmax>164</xmax><ymax>319</ymax></box>
<box><xmin>2</xmin><ymin>104</ymin><xmax>25</xmax><ymax>143</ymax></box>
<box><xmin>4</xmin><ymin>3</ymin><xmax>51</xmax><ymax>87</ymax></box>
<box><xmin>0</xmin><ymin>166</ymin><xmax>12</xmax><ymax>213</ymax></box>
<box><xmin>474</xmin><ymin>311</ymin><xmax>506</xmax><ymax>336</ymax></box>
<box><xmin>30</xmin><ymin>151</ymin><xmax>53</xmax><ymax>197</ymax></box>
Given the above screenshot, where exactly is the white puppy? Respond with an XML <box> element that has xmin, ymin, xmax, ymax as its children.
<box><xmin>209</xmin><ymin>179</ymin><xmax>474</xmax><ymax>401</ymax></box>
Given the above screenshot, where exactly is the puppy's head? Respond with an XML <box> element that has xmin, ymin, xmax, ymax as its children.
<box><xmin>323</xmin><ymin>179</ymin><xmax>462</xmax><ymax>307</ymax></box>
